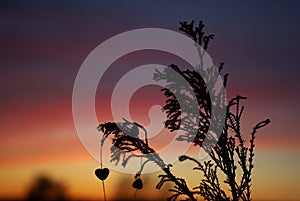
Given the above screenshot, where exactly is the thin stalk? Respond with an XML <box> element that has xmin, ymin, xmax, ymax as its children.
<box><xmin>102</xmin><ymin>181</ymin><xmax>107</xmax><ymax>201</ymax></box>
<box><xmin>133</xmin><ymin>189</ymin><xmax>137</xmax><ymax>200</ymax></box>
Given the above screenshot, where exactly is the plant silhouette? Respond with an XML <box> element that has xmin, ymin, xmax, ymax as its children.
<box><xmin>95</xmin><ymin>20</ymin><xmax>270</xmax><ymax>201</ymax></box>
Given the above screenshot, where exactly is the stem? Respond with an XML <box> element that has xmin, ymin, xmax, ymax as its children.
<box><xmin>135</xmin><ymin>122</ymin><xmax>148</xmax><ymax>146</ymax></box>
<box><xmin>143</xmin><ymin>127</ymin><xmax>148</xmax><ymax>146</ymax></box>
<box><xmin>228</xmin><ymin>172</ymin><xmax>238</xmax><ymax>201</ymax></box>
<box><xmin>102</xmin><ymin>181</ymin><xmax>107</xmax><ymax>201</ymax></box>
<box><xmin>100</xmin><ymin>145</ymin><xmax>103</xmax><ymax>169</ymax></box>
<box><xmin>163</xmin><ymin>166</ymin><xmax>197</xmax><ymax>201</ymax></box>
<box><xmin>133</xmin><ymin>189</ymin><xmax>138</xmax><ymax>200</ymax></box>
<box><xmin>100</xmin><ymin>141</ymin><xmax>106</xmax><ymax>201</ymax></box>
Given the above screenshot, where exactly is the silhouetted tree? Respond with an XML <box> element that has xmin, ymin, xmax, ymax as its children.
<box><xmin>96</xmin><ymin>20</ymin><xmax>270</xmax><ymax>201</ymax></box>
<box><xmin>25</xmin><ymin>174</ymin><xmax>69</xmax><ymax>201</ymax></box>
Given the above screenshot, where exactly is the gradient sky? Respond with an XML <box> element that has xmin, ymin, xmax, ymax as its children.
<box><xmin>1</xmin><ymin>1</ymin><xmax>300</xmax><ymax>200</ymax></box>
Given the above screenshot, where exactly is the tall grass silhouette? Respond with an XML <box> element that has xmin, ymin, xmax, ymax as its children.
<box><xmin>95</xmin><ymin>20</ymin><xmax>270</xmax><ymax>201</ymax></box>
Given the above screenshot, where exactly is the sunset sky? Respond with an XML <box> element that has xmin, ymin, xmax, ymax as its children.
<box><xmin>1</xmin><ymin>1</ymin><xmax>300</xmax><ymax>200</ymax></box>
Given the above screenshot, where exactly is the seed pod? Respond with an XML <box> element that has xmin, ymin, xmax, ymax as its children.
<box><xmin>95</xmin><ymin>168</ymin><xmax>110</xmax><ymax>181</ymax></box>
<box><xmin>132</xmin><ymin>178</ymin><xmax>143</xmax><ymax>190</ymax></box>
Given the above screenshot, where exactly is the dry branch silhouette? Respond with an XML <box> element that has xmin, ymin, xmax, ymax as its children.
<box><xmin>95</xmin><ymin>20</ymin><xmax>270</xmax><ymax>201</ymax></box>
